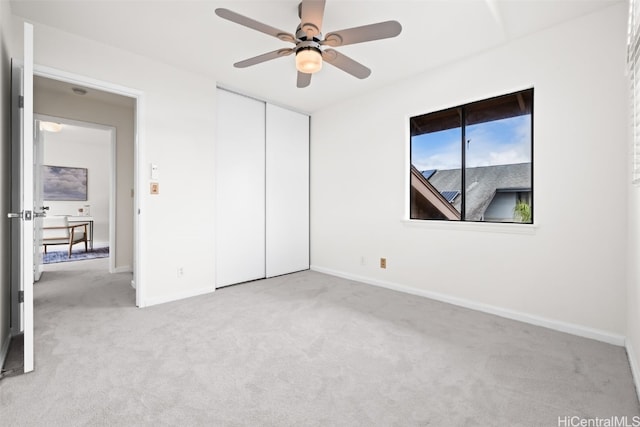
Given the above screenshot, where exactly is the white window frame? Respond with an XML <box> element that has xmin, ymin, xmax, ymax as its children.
<box><xmin>629</xmin><ymin>0</ymin><xmax>640</xmax><ymax>183</ymax></box>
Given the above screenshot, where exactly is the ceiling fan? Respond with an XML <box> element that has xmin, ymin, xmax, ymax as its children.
<box><xmin>214</xmin><ymin>0</ymin><xmax>402</xmax><ymax>88</ymax></box>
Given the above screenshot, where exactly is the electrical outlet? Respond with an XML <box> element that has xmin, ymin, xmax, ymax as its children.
<box><xmin>360</xmin><ymin>256</ymin><xmax>366</xmax><ymax>266</ymax></box>
<box><xmin>177</xmin><ymin>267</ymin><xmax>184</xmax><ymax>277</ymax></box>
<box><xmin>380</xmin><ymin>258</ymin><xmax>387</xmax><ymax>269</ymax></box>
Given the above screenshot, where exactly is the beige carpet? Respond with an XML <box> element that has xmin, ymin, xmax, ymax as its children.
<box><xmin>1</xmin><ymin>258</ymin><xmax>638</xmax><ymax>426</ymax></box>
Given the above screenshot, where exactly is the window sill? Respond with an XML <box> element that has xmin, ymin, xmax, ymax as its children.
<box><xmin>402</xmin><ymin>219</ymin><xmax>538</xmax><ymax>235</ymax></box>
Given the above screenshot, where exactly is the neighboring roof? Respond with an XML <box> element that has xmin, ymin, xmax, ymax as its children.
<box><xmin>421</xmin><ymin>169</ymin><xmax>436</xmax><ymax>180</ymax></box>
<box><xmin>426</xmin><ymin>163</ymin><xmax>531</xmax><ymax>220</ymax></box>
<box><xmin>440</xmin><ymin>191</ymin><xmax>460</xmax><ymax>203</ymax></box>
<box><xmin>410</xmin><ymin>166</ymin><xmax>460</xmax><ymax>220</ymax></box>
<box><xmin>410</xmin><ymin>90</ymin><xmax>533</xmax><ymax>137</ymax></box>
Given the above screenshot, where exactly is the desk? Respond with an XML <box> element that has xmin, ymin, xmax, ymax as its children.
<box><xmin>68</xmin><ymin>216</ymin><xmax>94</xmax><ymax>250</ymax></box>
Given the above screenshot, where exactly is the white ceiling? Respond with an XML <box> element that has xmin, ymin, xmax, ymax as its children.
<box><xmin>11</xmin><ymin>0</ymin><xmax>621</xmax><ymax>113</ymax></box>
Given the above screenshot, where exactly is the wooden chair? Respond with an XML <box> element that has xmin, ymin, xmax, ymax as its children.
<box><xmin>42</xmin><ymin>216</ymin><xmax>88</xmax><ymax>258</ymax></box>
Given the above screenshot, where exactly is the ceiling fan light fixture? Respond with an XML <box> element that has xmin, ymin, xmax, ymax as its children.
<box><xmin>296</xmin><ymin>47</ymin><xmax>322</xmax><ymax>74</ymax></box>
<box><xmin>39</xmin><ymin>121</ymin><xmax>62</xmax><ymax>132</ymax></box>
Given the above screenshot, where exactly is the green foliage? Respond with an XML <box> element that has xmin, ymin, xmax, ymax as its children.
<box><xmin>514</xmin><ymin>200</ymin><xmax>532</xmax><ymax>223</ymax></box>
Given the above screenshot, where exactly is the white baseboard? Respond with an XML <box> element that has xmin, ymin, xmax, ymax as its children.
<box><xmin>112</xmin><ymin>265</ymin><xmax>132</xmax><ymax>274</ymax></box>
<box><xmin>0</xmin><ymin>333</ymin><xmax>11</xmax><ymax>370</ymax></box>
<box><xmin>310</xmin><ymin>265</ymin><xmax>626</xmax><ymax>347</ymax></box>
<box><xmin>626</xmin><ymin>341</ymin><xmax>640</xmax><ymax>403</ymax></box>
<box><xmin>140</xmin><ymin>285</ymin><xmax>216</xmax><ymax>308</ymax></box>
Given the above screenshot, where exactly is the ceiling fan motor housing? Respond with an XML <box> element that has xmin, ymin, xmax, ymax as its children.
<box><xmin>295</xmin><ymin>23</ymin><xmax>322</xmax><ymax>62</ymax></box>
<box><xmin>295</xmin><ymin>39</ymin><xmax>322</xmax><ymax>55</ymax></box>
<box><xmin>296</xmin><ymin>25</ymin><xmax>321</xmax><ymax>42</ymax></box>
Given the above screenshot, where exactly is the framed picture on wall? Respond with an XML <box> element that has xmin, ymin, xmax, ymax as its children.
<box><xmin>43</xmin><ymin>165</ymin><xmax>88</xmax><ymax>201</ymax></box>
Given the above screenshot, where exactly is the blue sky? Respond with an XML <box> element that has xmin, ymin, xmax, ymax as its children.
<box><xmin>411</xmin><ymin>114</ymin><xmax>532</xmax><ymax>171</ymax></box>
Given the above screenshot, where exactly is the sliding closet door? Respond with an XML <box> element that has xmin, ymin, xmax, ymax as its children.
<box><xmin>215</xmin><ymin>89</ymin><xmax>266</xmax><ymax>287</ymax></box>
<box><xmin>265</xmin><ymin>104</ymin><xmax>310</xmax><ymax>277</ymax></box>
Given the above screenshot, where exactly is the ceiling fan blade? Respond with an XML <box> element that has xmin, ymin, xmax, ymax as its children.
<box><xmin>215</xmin><ymin>8</ymin><xmax>297</xmax><ymax>44</ymax></box>
<box><xmin>322</xmin><ymin>49</ymin><xmax>371</xmax><ymax>79</ymax></box>
<box><xmin>234</xmin><ymin>48</ymin><xmax>294</xmax><ymax>68</ymax></box>
<box><xmin>299</xmin><ymin>0</ymin><xmax>326</xmax><ymax>38</ymax></box>
<box><xmin>322</xmin><ymin>21</ymin><xmax>402</xmax><ymax>47</ymax></box>
<box><xmin>297</xmin><ymin>71</ymin><xmax>312</xmax><ymax>88</ymax></box>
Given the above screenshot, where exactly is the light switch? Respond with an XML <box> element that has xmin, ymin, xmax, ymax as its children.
<box><xmin>151</xmin><ymin>163</ymin><xmax>159</xmax><ymax>180</ymax></box>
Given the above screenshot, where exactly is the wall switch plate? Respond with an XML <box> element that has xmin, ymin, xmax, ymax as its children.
<box><xmin>380</xmin><ymin>258</ymin><xmax>387</xmax><ymax>269</ymax></box>
<box><xmin>150</xmin><ymin>182</ymin><xmax>159</xmax><ymax>195</ymax></box>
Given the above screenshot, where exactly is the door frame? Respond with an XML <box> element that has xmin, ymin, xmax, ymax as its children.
<box><xmin>35</xmin><ymin>114</ymin><xmax>117</xmax><ymax>273</ymax></box>
<box><xmin>33</xmin><ymin>65</ymin><xmax>145</xmax><ymax>307</ymax></box>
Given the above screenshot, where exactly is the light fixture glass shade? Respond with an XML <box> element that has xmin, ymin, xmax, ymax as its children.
<box><xmin>39</xmin><ymin>121</ymin><xmax>62</xmax><ymax>132</ymax></box>
<box><xmin>296</xmin><ymin>48</ymin><xmax>322</xmax><ymax>74</ymax></box>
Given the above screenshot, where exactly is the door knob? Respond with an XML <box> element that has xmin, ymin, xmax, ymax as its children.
<box><xmin>8</xmin><ymin>211</ymin><xmax>31</xmax><ymax>220</ymax></box>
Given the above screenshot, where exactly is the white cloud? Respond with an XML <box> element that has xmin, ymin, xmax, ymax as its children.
<box><xmin>413</xmin><ymin>140</ymin><xmax>460</xmax><ymax>171</ymax></box>
<box><xmin>465</xmin><ymin>116</ymin><xmax>531</xmax><ymax>167</ymax></box>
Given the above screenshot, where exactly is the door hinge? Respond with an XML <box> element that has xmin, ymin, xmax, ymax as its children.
<box><xmin>18</xmin><ymin>95</ymin><xmax>24</xmax><ymax>109</ymax></box>
<box><xmin>18</xmin><ymin>291</ymin><xmax>24</xmax><ymax>303</ymax></box>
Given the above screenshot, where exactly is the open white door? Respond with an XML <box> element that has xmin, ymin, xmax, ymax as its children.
<box><xmin>8</xmin><ymin>23</ymin><xmax>35</xmax><ymax>373</ymax></box>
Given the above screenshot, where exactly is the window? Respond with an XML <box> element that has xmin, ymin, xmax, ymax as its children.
<box><xmin>410</xmin><ymin>89</ymin><xmax>533</xmax><ymax>223</ymax></box>
<box><xmin>629</xmin><ymin>0</ymin><xmax>640</xmax><ymax>183</ymax></box>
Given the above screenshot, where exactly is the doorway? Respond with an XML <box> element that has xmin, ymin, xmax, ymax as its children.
<box><xmin>33</xmin><ymin>75</ymin><xmax>137</xmax><ymax>279</ymax></box>
<box><xmin>35</xmin><ymin>115</ymin><xmax>115</xmax><ymax>276</ymax></box>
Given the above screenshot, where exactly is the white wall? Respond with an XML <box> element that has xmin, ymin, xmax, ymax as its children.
<box><xmin>11</xmin><ymin>17</ymin><xmax>217</xmax><ymax>306</ymax></box>
<box><xmin>42</xmin><ymin>124</ymin><xmax>111</xmax><ymax>245</ymax></box>
<box><xmin>311</xmin><ymin>4</ymin><xmax>629</xmax><ymax>340</ymax></box>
